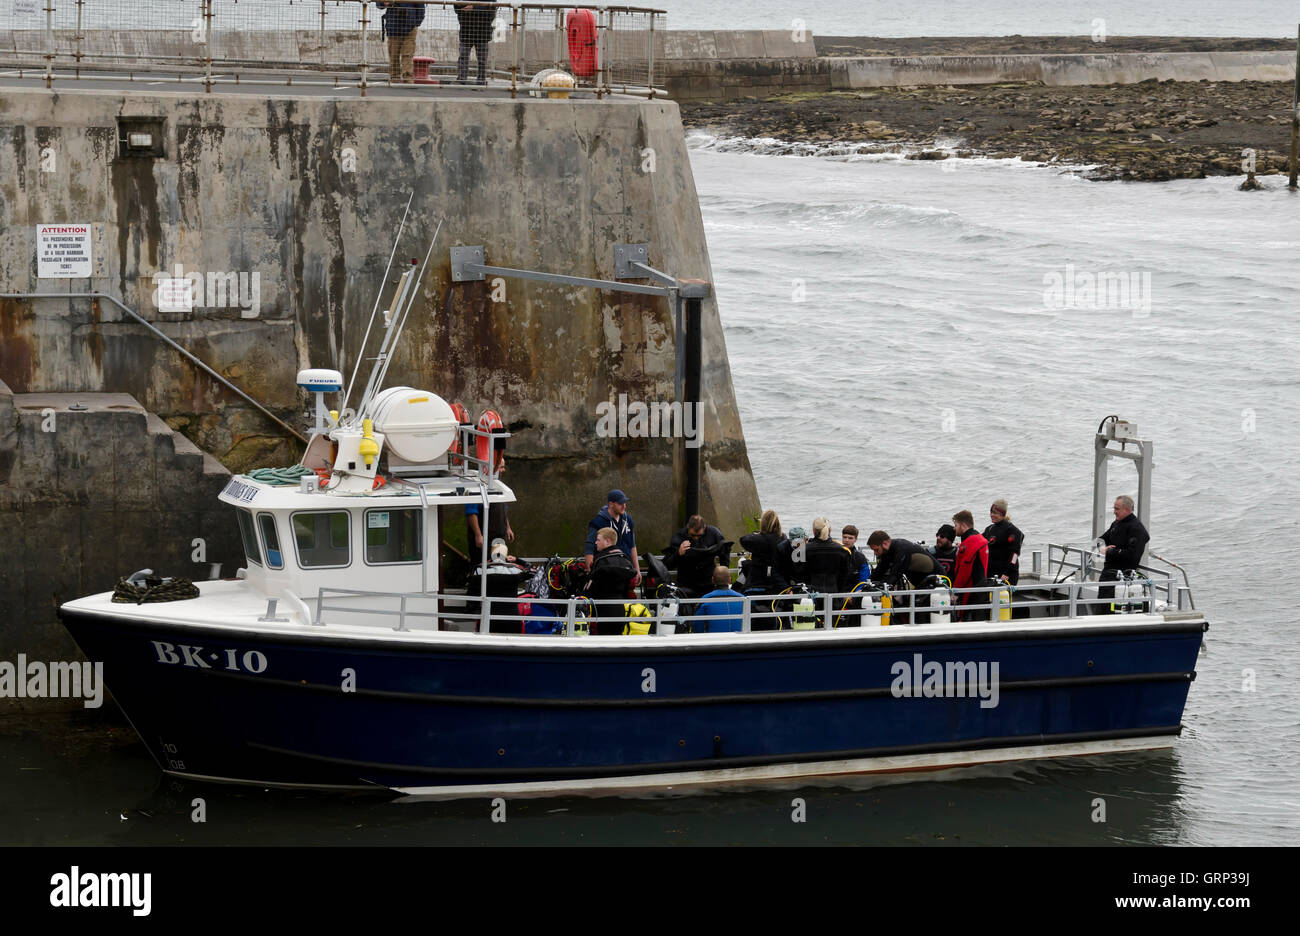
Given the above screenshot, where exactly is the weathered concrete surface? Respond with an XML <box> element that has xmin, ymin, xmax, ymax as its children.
<box><xmin>2</xmin><ymin>28</ymin><xmax>820</xmax><ymax>72</ymax></box>
<box><xmin>661</xmin><ymin>50</ymin><xmax>1297</xmax><ymax>100</ymax></box>
<box><xmin>0</xmin><ymin>381</ymin><xmax>239</xmax><ymax>712</ymax></box>
<box><xmin>0</xmin><ymin>86</ymin><xmax>761</xmax><ymax>570</ymax></box>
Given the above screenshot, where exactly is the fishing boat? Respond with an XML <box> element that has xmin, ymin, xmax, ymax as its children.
<box><xmin>58</xmin><ymin>253</ymin><xmax>1207</xmax><ymax>797</ymax></box>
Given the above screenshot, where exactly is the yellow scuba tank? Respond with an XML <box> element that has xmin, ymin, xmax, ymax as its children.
<box><xmin>993</xmin><ymin>581</ymin><xmax>1012</xmax><ymax>621</ymax></box>
<box><xmin>791</xmin><ymin>593</ymin><xmax>817</xmax><ymax>630</ymax></box>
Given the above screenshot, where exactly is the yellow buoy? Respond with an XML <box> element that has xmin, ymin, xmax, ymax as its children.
<box><xmin>359</xmin><ymin>418</ymin><xmax>380</xmax><ymax>467</ymax></box>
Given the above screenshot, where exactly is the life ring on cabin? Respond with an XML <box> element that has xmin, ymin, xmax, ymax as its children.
<box><xmin>449</xmin><ymin>401</ymin><xmax>470</xmax><ymax>466</ymax></box>
<box><xmin>372</xmin><ymin>475</ymin><xmax>387</xmax><ymax>490</ymax></box>
<box><xmin>566</xmin><ymin>9</ymin><xmax>598</xmax><ymax>79</ymax></box>
<box><xmin>313</xmin><ymin>467</ymin><xmax>332</xmax><ymax>486</ymax></box>
<box><xmin>475</xmin><ymin>409</ymin><xmax>506</xmax><ymax>471</ymax></box>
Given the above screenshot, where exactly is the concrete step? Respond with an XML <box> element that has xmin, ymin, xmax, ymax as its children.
<box><xmin>0</xmin><ymin>383</ymin><xmax>243</xmax><ymax>710</ymax></box>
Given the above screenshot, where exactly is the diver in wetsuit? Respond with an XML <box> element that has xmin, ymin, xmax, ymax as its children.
<box><xmin>983</xmin><ymin>498</ymin><xmax>1024</xmax><ymax>585</ymax></box>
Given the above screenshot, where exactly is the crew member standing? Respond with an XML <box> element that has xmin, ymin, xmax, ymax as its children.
<box><xmin>983</xmin><ymin>498</ymin><xmax>1024</xmax><ymax>585</ymax></box>
<box><xmin>951</xmin><ymin>510</ymin><xmax>989</xmax><ymax>621</ymax></box>
<box><xmin>1098</xmin><ymin>494</ymin><xmax>1149</xmax><ymax>613</ymax></box>
<box><xmin>584</xmin><ymin>490</ymin><xmax>641</xmax><ymax>587</ymax></box>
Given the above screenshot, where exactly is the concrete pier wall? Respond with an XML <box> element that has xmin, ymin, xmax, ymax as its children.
<box><xmin>662</xmin><ymin>50</ymin><xmax>1296</xmax><ymax>100</ymax></box>
<box><xmin>0</xmin><ymin>87</ymin><xmax>761</xmax><ymax>605</ymax></box>
<box><xmin>0</xmin><ymin>381</ymin><xmax>241</xmax><ymax>710</ymax></box>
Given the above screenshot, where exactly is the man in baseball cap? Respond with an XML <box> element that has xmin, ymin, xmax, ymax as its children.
<box><xmin>584</xmin><ymin>489</ymin><xmax>640</xmax><ymax>585</ymax></box>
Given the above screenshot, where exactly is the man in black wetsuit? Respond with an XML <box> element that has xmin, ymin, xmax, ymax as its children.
<box><xmin>665</xmin><ymin>514</ymin><xmax>730</xmax><ymax>598</ymax></box>
<box><xmin>983</xmin><ymin>498</ymin><xmax>1024</xmax><ymax>585</ymax></box>
<box><xmin>931</xmin><ymin>524</ymin><xmax>958</xmax><ymax>580</ymax></box>
<box><xmin>586</xmin><ymin>527</ymin><xmax>638</xmax><ymax>633</ymax></box>
<box><xmin>866</xmin><ymin>531</ymin><xmax>939</xmax><ymax>589</ymax></box>
<box><xmin>1097</xmin><ymin>494</ymin><xmax>1149</xmax><ymax>613</ymax></box>
<box><xmin>841</xmin><ymin>524</ymin><xmax>869</xmax><ymax>584</ymax></box>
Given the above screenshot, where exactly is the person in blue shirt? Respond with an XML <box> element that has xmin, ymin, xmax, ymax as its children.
<box><xmin>584</xmin><ymin>489</ymin><xmax>640</xmax><ymax>587</ymax></box>
<box><xmin>693</xmin><ymin>567</ymin><xmax>745</xmax><ymax>633</ymax></box>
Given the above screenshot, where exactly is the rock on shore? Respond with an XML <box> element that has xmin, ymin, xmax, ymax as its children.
<box><xmin>681</xmin><ymin>77</ymin><xmax>1295</xmax><ymax>181</ymax></box>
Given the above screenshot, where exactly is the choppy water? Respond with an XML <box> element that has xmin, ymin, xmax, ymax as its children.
<box><xmin>693</xmin><ymin>138</ymin><xmax>1300</xmax><ymax>846</ymax></box>
<box><xmin>6</xmin><ymin>142</ymin><xmax>1297</xmax><ymax>846</ymax></box>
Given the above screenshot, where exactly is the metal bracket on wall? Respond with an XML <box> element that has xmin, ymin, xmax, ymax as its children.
<box><xmin>450</xmin><ymin>245</ymin><xmax>486</xmax><ymax>282</ymax></box>
<box><xmin>613</xmin><ymin>243</ymin><xmax>649</xmax><ymax>279</ymax></box>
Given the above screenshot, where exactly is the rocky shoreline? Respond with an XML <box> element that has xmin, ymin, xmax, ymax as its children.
<box><xmin>679</xmin><ymin>37</ymin><xmax>1298</xmax><ymax>182</ymax></box>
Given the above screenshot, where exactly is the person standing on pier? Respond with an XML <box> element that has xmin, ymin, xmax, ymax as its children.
<box><xmin>455</xmin><ymin>2</ymin><xmax>496</xmax><ymax>85</ymax></box>
<box><xmin>376</xmin><ymin>2</ymin><xmax>425</xmax><ymax>84</ymax></box>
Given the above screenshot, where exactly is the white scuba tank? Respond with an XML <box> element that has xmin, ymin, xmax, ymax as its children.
<box><xmin>931</xmin><ymin>585</ymin><xmax>952</xmax><ymax>625</ymax></box>
<box><xmin>659</xmin><ymin>596</ymin><xmax>680</xmax><ymax>636</ymax></box>
<box><xmin>1120</xmin><ymin>574</ymin><xmax>1147</xmax><ymax>613</ymax></box>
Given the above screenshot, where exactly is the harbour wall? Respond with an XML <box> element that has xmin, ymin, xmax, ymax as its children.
<box><xmin>662</xmin><ymin>50</ymin><xmax>1297</xmax><ymax>100</ymax></box>
<box><xmin>4</xmin><ymin>29</ymin><xmax>1289</xmax><ymax>98</ymax></box>
<box><xmin>0</xmin><ymin>380</ymin><xmax>242</xmax><ymax>711</ymax></box>
<box><xmin>0</xmin><ymin>86</ymin><xmax>763</xmax><ymax>703</ymax></box>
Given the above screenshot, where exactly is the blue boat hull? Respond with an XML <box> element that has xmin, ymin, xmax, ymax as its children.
<box><xmin>59</xmin><ymin>610</ymin><xmax>1205</xmax><ymax>791</ymax></box>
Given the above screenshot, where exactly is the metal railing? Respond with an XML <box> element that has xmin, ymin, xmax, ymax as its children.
<box><xmin>311</xmin><ymin>569</ymin><xmax>1193</xmax><ymax>636</ymax></box>
<box><xmin>0</xmin><ymin>1</ymin><xmax>666</xmax><ymax>96</ymax></box>
<box><xmin>1043</xmin><ymin>542</ymin><xmax>1195</xmax><ymax>611</ymax></box>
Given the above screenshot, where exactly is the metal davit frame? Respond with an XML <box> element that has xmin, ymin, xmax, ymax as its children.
<box><xmin>1092</xmin><ymin>415</ymin><xmax>1153</xmax><ymax>557</ymax></box>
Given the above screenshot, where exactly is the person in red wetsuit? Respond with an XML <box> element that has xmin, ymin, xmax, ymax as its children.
<box><xmin>951</xmin><ymin>509</ymin><xmax>989</xmax><ymax>621</ymax></box>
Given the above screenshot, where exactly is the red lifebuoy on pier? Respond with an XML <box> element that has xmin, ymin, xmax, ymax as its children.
<box><xmin>566</xmin><ymin>9</ymin><xmax>598</xmax><ymax>79</ymax></box>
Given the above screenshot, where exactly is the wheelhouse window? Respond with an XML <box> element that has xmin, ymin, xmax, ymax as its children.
<box><xmin>236</xmin><ymin>509</ymin><xmax>262</xmax><ymax>566</ymax></box>
<box><xmin>365</xmin><ymin>508</ymin><xmax>423</xmax><ymax>565</ymax></box>
<box><xmin>258</xmin><ymin>513</ymin><xmax>283</xmax><ymax>570</ymax></box>
<box><xmin>292</xmin><ymin>511</ymin><xmax>351</xmax><ymax>568</ymax></box>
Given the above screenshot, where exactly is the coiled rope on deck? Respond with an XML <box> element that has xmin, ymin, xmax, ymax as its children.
<box><xmin>112</xmin><ymin>576</ymin><xmax>200</xmax><ymax>604</ymax></box>
<box><xmin>246</xmin><ymin>466</ymin><xmax>314</xmax><ymax>486</ymax></box>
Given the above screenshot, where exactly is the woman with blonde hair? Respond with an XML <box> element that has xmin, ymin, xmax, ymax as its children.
<box><xmin>805</xmin><ymin>516</ymin><xmax>851</xmax><ymax>596</ymax></box>
<box><xmin>740</xmin><ymin>509</ymin><xmax>787</xmax><ymax>593</ymax></box>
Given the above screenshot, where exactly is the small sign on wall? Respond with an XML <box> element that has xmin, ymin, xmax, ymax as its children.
<box><xmin>12</xmin><ymin>1</ymin><xmax>40</xmax><ymax>18</ymax></box>
<box><xmin>37</xmin><ymin>223</ymin><xmax>93</xmax><ymax>278</ymax></box>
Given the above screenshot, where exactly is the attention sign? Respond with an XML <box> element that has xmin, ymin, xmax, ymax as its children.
<box><xmin>37</xmin><ymin>224</ymin><xmax>93</xmax><ymax>278</ymax></box>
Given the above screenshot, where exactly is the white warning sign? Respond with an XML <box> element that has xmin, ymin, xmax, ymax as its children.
<box><xmin>12</xmin><ymin>1</ymin><xmax>41</xmax><ymax>18</ymax></box>
<box><xmin>37</xmin><ymin>224</ymin><xmax>93</xmax><ymax>278</ymax></box>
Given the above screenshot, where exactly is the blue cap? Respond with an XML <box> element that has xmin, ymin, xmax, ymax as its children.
<box><xmin>607</xmin><ymin>489</ymin><xmax>629</xmax><ymax>504</ymax></box>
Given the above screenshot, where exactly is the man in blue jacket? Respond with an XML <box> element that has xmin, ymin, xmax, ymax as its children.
<box><xmin>376</xmin><ymin>2</ymin><xmax>425</xmax><ymax>83</ymax></box>
<box><xmin>584</xmin><ymin>489</ymin><xmax>640</xmax><ymax>587</ymax></box>
<box><xmin>693</xmin><ymin>567</ymin><xmax>745</xmax><ymax>633</ymax></box>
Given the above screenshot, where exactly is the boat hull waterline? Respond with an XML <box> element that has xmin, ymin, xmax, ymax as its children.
<box><xmin>59</xmin><ymin>606</ymin><xmax>1206</xmax><ymax>794</ymax></box>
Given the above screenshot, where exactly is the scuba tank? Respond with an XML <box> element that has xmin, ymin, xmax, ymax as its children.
<box><xmin>565</xmin><ymin>597</ymin><xmax>592</xmax><ymax>637</ymax></box>
<box><xmin>993</xmin><ymin>580</ymin><xmax>1012</xmax><ymax>621</ymax></box>
<box><xmin>657</xmin><ymin>590</ymin><xmax>680</xmax><ymax>635</ymax></box>
<box><xmin>791</xmin><ymin>591</ymin><xmax>817</xmax><ymax>630</ymax></box>
<box><xmin>1115</xmin><ymin>571</ymin><xmax>1149</xmax><ymax>614</ymax></box>
<box><xmin>922</xmin><ymin>575</ymin><xmax>953</xmax><ymax>625</ymax></box>
<box><xmin>779</xmin><ymin>584</ymin><xmax>817</xmax><ymax>630</ymax></box>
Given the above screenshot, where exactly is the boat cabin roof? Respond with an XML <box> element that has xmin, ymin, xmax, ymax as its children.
<box><xmin>217</xmin><ymin>473</ymin><xmax>516</xmax><ymax>512</ymax></box>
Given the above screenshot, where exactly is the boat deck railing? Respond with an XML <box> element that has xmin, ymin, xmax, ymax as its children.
<box><xmin>312</xmin><ymin>564</ymin><xmax>1192</xmax><ymax>635</ymax></box>
<box><xmin>3</xmin><ymin>0</ymin><xmax>667</xmax><ymax>97</ymax></box>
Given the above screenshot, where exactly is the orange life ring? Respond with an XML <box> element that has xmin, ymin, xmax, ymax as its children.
<box><xmin>449</xmin><ymin>401</ymin><xmax>470</xmax><ymax>465</ymax></box>
<box><xmin>566</xmin><ymin>9</ymin><xmax>598</xmax><ymax>79</ymax></box>
<box><xmin>476</xmin><ymin>409</ymin><xmax>505</xmax><ymax>471</ymax></box>
<box><xmin>313</xmin><ymin>467</ymin><xmax>332</xmax><ymax>486</ymax></box>
<box><xmin>372</xmin><ymin>474</ymin><xmax>386</xmax><ymax>490</ymax></box>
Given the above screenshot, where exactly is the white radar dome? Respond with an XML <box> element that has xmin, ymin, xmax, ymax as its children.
<box><xmin>368</xmin><ymin>387</ymin><xmax>458</xmax><ymax>464</ymax></box>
